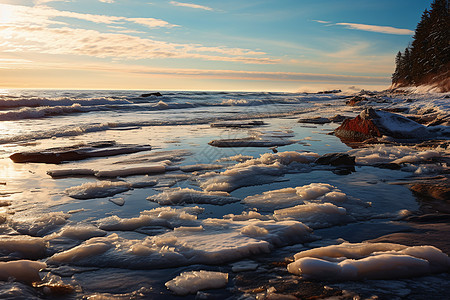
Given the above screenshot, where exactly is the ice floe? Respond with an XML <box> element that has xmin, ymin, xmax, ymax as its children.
<box><xmin>288</xmin><ymin>242</ymin><xmax>450</xmax><ymax>280</ymax></box>
<box><xmin>10</xmin><ymin>141</ymin><xmax>151</xmax><ymax>164</ymax></box>
<box><xmin>9</xmin><ymin>212</ymin><xmax>70</xmax><ymax>237</ymax></box>
<box><xmin>241</xmin><ymin>183</ymin><xmax>370</xmax><ymax>228</ymax></box>
<box><xmin>200</xmin><ymin>151</ymin><xmax>319</xmax><ymax>192</ymax></box>
<box><xmin>147</xmin><ymin>188</ymin><xmax>240</xmax><ymax>206</ymax></box>
<box><xmin>0</xmin><ymin>260</ymin><xmax>47</xmax><ymax>284</ymax></box>
<box><xmin>48</xmin><ymin>216</ymin><xmax>314</xmax><ymax>269</ymax></box>
<box><xmin>0</xmin><ymin>236</ymin><xmax>48</xmax><ymax>259</ymax></box>
<box><xmin>97</xmin><ymin>206</ymin><xmax>204</xmax><ymax>231</ymax></box>
<box><xmin>165</xmin><ymin>270</ymin><xmax>228</xmax><ymax>296</ymax></box>
<box><xmin>65</xmin><ymin>181</ymin><xmax>131</xmax><ymax>199</ymax></box>
<box><xmin>50</xmin><ymin>225</ymin><xmax>107</xmax><ymax>241</ymax></box>
<box><xmin>209</xmin><ymin>130</ymin><xmax>296</xmax><ymax>148</ymax></box>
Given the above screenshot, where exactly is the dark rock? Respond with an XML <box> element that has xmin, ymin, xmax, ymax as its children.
<box><xmin>346</xmin><ymin>96</ymin><xmax>367</xmax><ymax>106</ymax></box>
<box><xmin>329</xmin><ymin>114</ymin><xmax>351</xmax><ymax>123</ymax></box>
<box><xmin>332</xmin><ymin>167</ymin><xmax>355</xmax><ymax>175</ymax></box>
<box><xmin>297</xmin><ymin>117</ymin><xmax>330</xmax><ymax>124</ymax></box>
<box><xmin>317</xmin><ymin>90</ymin><xmax>341</xmax><ymax>94</ymax></box>
<box><xmin>381</xmin><ymin>107</ymin><xmax>409</xmax><ymax>113</ymax></box>
<box><xmin>372</xmin><ymin>163</ymin><xmax>402</xmax><ymax>170</ymax></box>
<box><xmin>10</xmin><ymin>141</ymin><xmax>152</xmax><ymax>164</ymax></box>
<box><xmin>334</xmin><ymin>107</ymin><xmax>429</xmax><ymax>142</ymax></box>
<box><xmin>210</xmin><ymin>120</ymin><xmax>265</xmax><ymax>128</ymax></box>
<box><xmin>140</xmin><ymin>92</ymin><xmax>162</xmax><ymax>97</ymax></box>
<box><xmin>315</xmin><ymin>153</ymin><xmax>356</xmax><ymax>166</ymax></box>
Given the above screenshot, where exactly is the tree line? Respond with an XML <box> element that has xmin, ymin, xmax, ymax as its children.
<box><xmin>392</xmin><ymin>0</ymin><xmax>449</xmax><ymax>88</ymax></box>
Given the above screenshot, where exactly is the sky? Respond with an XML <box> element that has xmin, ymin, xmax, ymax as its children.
<box><xmin>0</xmin><ymin>0</ymin><xmax>432</xmax><ymax>91</ymax></box>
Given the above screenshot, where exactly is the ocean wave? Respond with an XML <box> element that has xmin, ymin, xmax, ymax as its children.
<box><xmin>0</xmin><ymin>104</ymin><xmax>93</xmax><ymax>121</ymax></box>
<box><xmin>0</xmin><ymin>108</ymin><xmax>309</xmax><ymax>145</ymax></box>
<box><xmin>0</xmin><ymin>97</ymin><xmax>132</xmax><ymax>108</ymax></box>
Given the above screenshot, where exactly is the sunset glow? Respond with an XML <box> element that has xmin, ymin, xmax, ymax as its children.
<box><xmin>0</xmin><ymin>1</ymin><xmax>431</xmax><ymax>91</ymax></box>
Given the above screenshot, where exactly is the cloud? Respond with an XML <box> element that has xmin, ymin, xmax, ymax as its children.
<box><xmin>335</xmin><ymin>22</ymin><xmax>414</xmax><ymax>35</ymax></box>
<box><xmin>0</xmin><ymin>3</ymin><xmax>177</xmax><ymax>28</ymax></box>
<box><xmin>0</xmin><ymin>4</ymin><xmax>276</xmax><ymax>64</ymax></box>
<box><xmin>99</xmin><ymin>0</ymin><xmax>114</xmax><ymax>3</ymax></box>
<box><xmin>314</xmin><ymin>19</ymin><xmax>413</xmax><ymax>35</ymax></box>
<box><xmin>313</xmin><ymin>20</ymin><xmax>331</xmax><ymax>24</ymax></box>
<box><xmin>170</xmin><ymin>1</ymin><xmax>213</xmax><ymax>11</ymax></box>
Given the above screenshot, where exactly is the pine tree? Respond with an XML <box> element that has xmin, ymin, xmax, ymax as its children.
<box><xmin>392</xmin><ymin>0</ymin><xmax>449</xmax><ymax>89</ymax></box>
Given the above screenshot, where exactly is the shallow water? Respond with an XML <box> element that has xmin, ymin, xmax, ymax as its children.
<box><xmin>0</xmin><ymin>90</ymin><xmax>447</xmax><ymax>299</ymax></box>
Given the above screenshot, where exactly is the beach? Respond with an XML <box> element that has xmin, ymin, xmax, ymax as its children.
<box><xmin>0</xmin><ymin>89</ymin><xmax>449</xmax><ymax>299</ymax></box>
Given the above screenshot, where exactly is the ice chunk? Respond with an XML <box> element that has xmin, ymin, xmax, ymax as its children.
<box><xmin>223</xmin><ymin>211</ymin><xmax>271</xmax><ymax>221</ymax></box>
<box><xmin>95</xmin><ymin>165</ymin><xmax>166</xmax><ymax>178</ymax></box>
<box><xmin>147</xmin><ymin>188</ymin><xmax>240</xmax><ymax>206</ymax></box>
<box><xmin>200</xmin><ymin>151</ymin><xmax>319</xmax><ymax>192</ymax></box>
<box><xmin>243</xmin><ymin>188</ymin><xmax>303</xmax><ymax>210</ymax></box>
<box><xmin>288</xmin><ymin>242</ymin><xmax>450</xmax><ymax>280</ymax></box>
<box><xmin>10</xmin><ymin>141</ymin><xmax>151</xmax><ymax>164</ymax></box>
<box><xmin>217</xmin><ymin>154</ymin><xmax>253</xmax><ymax>163</ymax></box>
<box><xmin>9</xmin><ymin>212</ymin><xmax>70</xmax><ymax>237</ymax></box>
<box><xmin>0</xmin><ymin>236</ymin><xmax>48</xmax><ymax>259</ymax></box>
<box><xmin>65</xmin><ymin>181</ymin><xmax>131</xmax><ymax>199</ymax></box>
<box><xmin>0</xmin><ymin>260</ymin><xmax>47</xmax><ymax>284</ymax></box>
<box><xmin>243</xmin><ymin>183</ymin><xmax>369</xmax><ymax>216</ymax></box>
<box><xmin>49</xmin><ymin>218</ymin><xmax>313</xmax><ymax>269</ymax></box>
<box><xmin>293</xmin><ymin>242</ymin><xmax>406</xmax><ymax>260</ymax></box>
<box><xmin>49</xmin><ymin>235</ymin><xmax>115</xmax><ymax>263</ymax></box>
<box><xmin>97</xmin><ymin>206</ymin><xmax>203</xmax><ymax>231</ymax></box>
<box><xmin>165</xmin><ymin>270</ymin><xmax>228</xmax><ymax>296</ymax></box>
<box><xmin>47</xmin><ymin>169</ymin><xmax>95</xmax><ymax>178</ymax></box>
<box><xmin>109</xmin><ymin>198</ymin><xmax>125</xmax><ymax>206</ymax></box>
<box><xmin>52</xmin><ymin>225</ymin><xmax>107</xmax><ymax>240</ymax></box>
<box><xmin>273</xmin><ymin>203</ymin><xmax>353</xmax><ymax>229</ymax></box>
<box><xmin>348</xmin><ymin>145</ymin><xmax>442</xmax><ymax>165</ymax></box>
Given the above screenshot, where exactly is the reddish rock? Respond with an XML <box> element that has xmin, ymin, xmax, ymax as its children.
<box><xmin>334</xmin><ymin>115</ymin><xmax>382</xmax><ymax>141</ymax></box>
<box><xmin>334</xmin><ymin>108</ymin><xmax>429</xmax><ymax>142</ymax></box>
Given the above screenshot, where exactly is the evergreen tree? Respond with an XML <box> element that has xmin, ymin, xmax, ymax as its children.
<box><xmin>392</xmin><ymin>0</ymin><xmax>449</xmax><ymax>88</ymax></box>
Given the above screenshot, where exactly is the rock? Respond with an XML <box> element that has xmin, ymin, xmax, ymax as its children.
<box><xmin>410</xmin><ymin>181</ymin><xmax>450</xmax><ymax>202</ymax></box>
<box><xmin>315</xmin><ymin>153</ymin><xmax>356</xmax><ymax>166</ymax></box>
<box><xmin>334</xmin><ymin>108</ymin><xmax>429</xmax><ymax>142</ymax></box>
<box><xmin>141</xmin><ymin>92</ymin><xmax>162</xmax><ymax>97</ymax></box>
<box><xmin>210</xmin><ymin>121</ymin><xmax>265</xmax><ymax>128</ymax></box>
<box><xmin>329</xmin><ymin>114</ymin><xmax>351</xmax><ymax>123</ymax></box>
<box><xmin>297</xmin><ymin>117</ymin><xmax>330</xmax><ymax>124</ymax></box>
<box><xmin>317</xmin><ymin>90</ymin><xmax>341</xmax><ymax>94</ymax></box>
<box><xmin>10</xmin><ymin>141</ymin><xmax>152</xmax><ymax>164</ymax></box>
<box><xmin>346</xmin><ymin>96</ymin><xmax>367</xmax><ymax>106</ymax></box>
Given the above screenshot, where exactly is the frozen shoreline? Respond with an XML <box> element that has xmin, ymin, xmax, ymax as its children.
<box><xmin>0</xmin><ymin>89</ymin><xmax>449</xmax><ymax>299</ymax></box>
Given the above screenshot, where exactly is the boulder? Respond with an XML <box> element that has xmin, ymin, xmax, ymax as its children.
<box><xmin>334</xmin><ymin>108</ymin><xmax>429</xmax><ymax>141</ymax></box>
<box><xmin>315</xmin><ymin>153</ymin><xmax>356</xmax><ymax>166</ymax></box>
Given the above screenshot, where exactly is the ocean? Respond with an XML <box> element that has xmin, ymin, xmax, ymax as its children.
<box><xmin>0</xmin><ymin>89</ymin><xmax>449</xmax><ymax>299</ymax></box>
